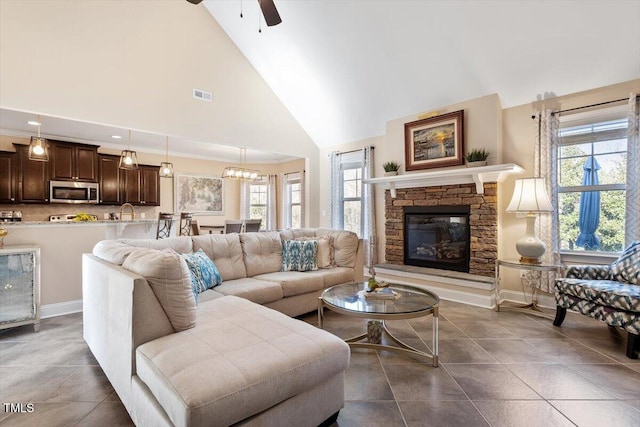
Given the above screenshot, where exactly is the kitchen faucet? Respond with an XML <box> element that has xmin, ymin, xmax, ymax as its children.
<box><xmin>119</xmin><ymin>203</ymin><xmax>135</xmax><ymax>220</ymax></box>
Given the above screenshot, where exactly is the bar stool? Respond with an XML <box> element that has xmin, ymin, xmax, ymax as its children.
<box><xmin>179</xmin><ymin>212</ymin><xmax>193</xmax><ymax>236</ymax></box>
<box><xmin>156</xmin><ymin>213</ymin><xmax>174</xmax><ymax>239</ymax></box>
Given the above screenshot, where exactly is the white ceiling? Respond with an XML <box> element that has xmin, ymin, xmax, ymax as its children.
<box><xmin>204</xmin><ymin>0</ymin><xmax>640</xmax><ymax>148</ymax></box>
<box><xmin>0</xmin><ymin>108</ymin><xmax>298</xmax><ymax>164</ymax></box>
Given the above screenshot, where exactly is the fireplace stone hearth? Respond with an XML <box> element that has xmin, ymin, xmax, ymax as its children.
<box><xmin>385</xmin><ymin>183</ymin><xmax>497</xmax><ymax>277</ymax></box>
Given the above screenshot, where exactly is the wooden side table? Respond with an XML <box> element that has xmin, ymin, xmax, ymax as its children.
<box><xmin>495</xmin><ymin>259</ymin><xmax>564</xmax><ymax>319</ymax></box>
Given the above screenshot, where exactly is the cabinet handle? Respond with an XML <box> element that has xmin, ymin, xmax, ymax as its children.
<box><xmin>4</xmin><ymin>283</ymin><xmax>12</xmax><ymax>290</ymax></box>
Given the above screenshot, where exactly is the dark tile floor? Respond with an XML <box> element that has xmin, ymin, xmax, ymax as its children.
<box><xmin>1</xmin><ymin>300</ymin><xmax>639</xmax><ymax>426</ymax></box>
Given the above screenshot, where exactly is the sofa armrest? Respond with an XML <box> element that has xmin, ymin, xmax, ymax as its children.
<box><xmin>565</xmin><ymin>265</ymin><xmax>612</xmax><ymax>280</ymax></box>
<box><xmin>82</xmin><ymin>254</ymin><xmax>174</xmax><ymax>406</ymax></box>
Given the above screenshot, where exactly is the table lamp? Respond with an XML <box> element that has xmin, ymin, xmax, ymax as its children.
<box><xmin>506</xmin><ymin>177</ymin><xmax>554</xmax><ymax>264</ymax></box>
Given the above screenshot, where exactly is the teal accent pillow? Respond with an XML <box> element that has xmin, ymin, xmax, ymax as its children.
<box><xmin>282</xmin><ymin>239</ymin><xmax>318</xmax><ymax>272</ymax></box>
<box><xmin>180</xmin><ymin>250</ymin><xmax>223</xmax><ymax>296</ymax></box>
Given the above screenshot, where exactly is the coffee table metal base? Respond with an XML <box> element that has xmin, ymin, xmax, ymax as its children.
<box><xmin>346</xmin><ymin>320</ymin><xmax>438</xmax><ymax>366</ymax></box>
<box><xmin>318</xmin><ymin>299</ymin><xmax>439</xmax><ymax>367</ymax></box>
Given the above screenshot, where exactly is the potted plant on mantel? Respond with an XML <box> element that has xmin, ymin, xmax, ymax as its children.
<box><xmin>465</xmin><ymin>149</ymin><xmax>490</xmax><ymax>167</ymax></box>
<box><xmin>383</xmin><ymin>161</ymin><xmax>401</xmax><ymax>176</ymax></box>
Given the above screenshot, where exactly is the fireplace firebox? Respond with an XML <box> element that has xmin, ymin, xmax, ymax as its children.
<box><xmin>404</xmin><ymin>206</ymin><xmax>471</xmax><ymax>273</ymax></box>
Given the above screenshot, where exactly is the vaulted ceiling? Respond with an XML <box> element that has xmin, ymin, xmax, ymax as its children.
<box><xmin>204</xmin><ymin>0</ymin><xmax>640</xmax><ymax>148</ymax></box>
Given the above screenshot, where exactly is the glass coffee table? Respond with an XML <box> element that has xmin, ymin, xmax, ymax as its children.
<box><xmin>318</xmin><ymin>282</ymin><xmax>440</xmax><ymax>367</ymax></box>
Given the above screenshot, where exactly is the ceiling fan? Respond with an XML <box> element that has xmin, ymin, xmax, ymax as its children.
<box><xmin>186</xmin><ymin>0</ymin><xmax>282</xmax><ymax>27</ymax></box>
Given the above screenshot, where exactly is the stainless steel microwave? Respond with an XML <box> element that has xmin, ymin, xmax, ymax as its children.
<box><xmin>49</xmin><ymin>180</ymin><xmax>99</xmax><ymax>204</ymax></box>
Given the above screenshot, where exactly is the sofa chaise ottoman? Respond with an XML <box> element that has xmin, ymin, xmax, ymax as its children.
<box><xmin>83</xmin><ymin>228</ymin><xmax>362</xmax><ymax>426</ymax></box>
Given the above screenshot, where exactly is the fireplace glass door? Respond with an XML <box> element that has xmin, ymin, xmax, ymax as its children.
<box><xmin>404</xmin><ymin>206</ymin><xmax>470</xmax><ymax>273</ymax></box>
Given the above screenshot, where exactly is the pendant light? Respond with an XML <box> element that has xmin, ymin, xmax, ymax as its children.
<box><xmin>28</xmin><ymin>115</ymin><xmax>49</xmax><ymax>161</ymax></box>
<box><xmin>222</xmin><ymin>148</ymin><xmax>261</xmax><ymax>181</ymax></box>
<box><xmin>119</xmin><ymin>130</ymin><xmax>139</xmax><ymax>170</ymax></box>
<box><xmin>159</xmin><ymin>136</ymin><xmax>174</xmax><ymax>178</ymax></box>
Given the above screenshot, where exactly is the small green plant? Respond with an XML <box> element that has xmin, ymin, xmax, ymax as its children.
<box><xmin>465</xmin><ymin>149</ymin><xmax>490</xmax><ymax>162</ymax></box>
<box><xmin>383</xmin><ymin>161</ymin><xmax>400</xmax><ymax>172</ymax></box>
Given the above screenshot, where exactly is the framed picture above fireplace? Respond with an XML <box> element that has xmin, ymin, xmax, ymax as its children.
<box><xmin>404</xmin><ymin>110</ymin><xmax>464</xmax><ymax>171</ymax></box>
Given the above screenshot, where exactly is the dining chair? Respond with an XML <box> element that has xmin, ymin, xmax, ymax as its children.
<box><xmin>190</xmin><ymin>219</ymin><xmax>201</xmax><ymax>236</ymax></box>
<box><xmin>243</xmin><ymin>219</ymin><xmax>262</xmax><ymax>232</ymax></box>
<box><xmin>223</xmin><ymin>220</ymin><xmax>244</xmax><ymax>234</ymax></box>
<box><xmin>179</xmin><ymin>212</ymin><xmax>193</xmax><ymax>236</ymax></box>
<box><xmin>156</xmin><ymin>213</ymin><xmax>174</xmax><ymax>239</ymax></box>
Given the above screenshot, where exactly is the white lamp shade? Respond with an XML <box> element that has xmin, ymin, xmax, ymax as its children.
<box><xmin>506</xmin><ymin>177</ymin><xmax>553</xmax><ymax>213</ymax></box>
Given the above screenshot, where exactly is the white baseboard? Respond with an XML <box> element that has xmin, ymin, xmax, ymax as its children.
<box><xmin>500</xmin><ymin>290</ymin><xmax>555</xmax><ymax>309</ymax></box>
<box><xmin>41</xmin><ymin>299</ymin><xmax>82</xmax><ymax>319</ymax></box>
<box><xmin>371</xmin><ymin>272</ymin><xmax>495</xmax><ymax>309</ymax></box>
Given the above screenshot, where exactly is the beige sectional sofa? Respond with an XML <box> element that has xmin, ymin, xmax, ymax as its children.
<box><xmin>83</xmin><ymin>229</ymin><xmax>363</xmax><ymax>427</ymax></box>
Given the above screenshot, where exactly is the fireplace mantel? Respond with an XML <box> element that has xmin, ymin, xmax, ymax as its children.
<box><xmin>364</xmin><ymin>163</ymin><xmax>524</xmax><ymax>197</ymax></box>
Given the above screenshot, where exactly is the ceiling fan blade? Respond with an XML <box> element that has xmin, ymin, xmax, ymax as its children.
<box><xmin>186</xmin><ymin>0</ymin><xmax>203</xmax><ymax>4</ymax></box>
<box><xmin>258</xmin><ymin>0</ymin><xmax>282</xmax><ymax>26</ymax></box>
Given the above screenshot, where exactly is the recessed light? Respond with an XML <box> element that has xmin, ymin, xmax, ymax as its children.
<box><xmin>26</xmin><ymin>120</ymin><xmax>41</xmax><ymax>126</ymax></box>
<box><xmin>111</xmin><ymin>135</ymin><xmax>123</xmax><ymax>139</ymax></box>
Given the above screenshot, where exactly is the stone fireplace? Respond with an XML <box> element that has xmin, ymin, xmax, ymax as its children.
<box><xmin>385</xmin><ymin>182</ymin><xmax>497</xmax><ymax>277</ymax></box>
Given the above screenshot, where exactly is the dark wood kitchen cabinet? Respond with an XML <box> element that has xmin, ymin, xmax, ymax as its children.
<box><xmin>0</xmin><ymin>151</ymin><xmax>16</xmax><ymax>203</ymax></box>
<box><xmin>50</xmin><ymin>141</ymin><xmax>98</xmax><ymax>182</ymax></box>
<box><xmin>120</xmin><ymin>165</ymin><xmax>160</xmax><ymax>206</ymax></box>
<box><xmin>15</xmin><ymin>145</ymin><xmax>49</xmax><ymax>203</ymax></box>
<box><xmin>98</xmin><ymin>154</ymin><xmax>121</xmax><ymax>205</ymax></box>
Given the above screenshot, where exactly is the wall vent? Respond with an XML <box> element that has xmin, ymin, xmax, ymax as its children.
<box><xmin>193</xmin><ymin>88</ymin><xmax>213</xmax><ymax>102</ymax></box>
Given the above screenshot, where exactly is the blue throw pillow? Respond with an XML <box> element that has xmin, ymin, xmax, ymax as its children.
<box><xmin>180</xmin><ymin>250</ymin><xmax>223</xmax><ymax>297</ymax></box>
<box><xmin>282</xmin><ymin>239</ymin><xmax>318</xmax><ymax>272</ymax></box>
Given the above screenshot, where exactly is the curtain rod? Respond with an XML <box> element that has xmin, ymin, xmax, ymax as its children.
<box><xmin>530</xmin><ymin>97</ymin><xmax>628</xmax><ymax>119</ymax></box>
<box><xmin>284</xmin><ymin>170</ymin><xmax>305</xmax><ymax>176</ymax></box>
<box><xmin>328</xmin><ymin>146</ymin><xmax>375</xmax><ymax>156</ymax></box>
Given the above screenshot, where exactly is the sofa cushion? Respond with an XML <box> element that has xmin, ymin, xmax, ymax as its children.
<box><xmin>282</xmin><ymin>239</ymin><xmax>318</xmax><ymax>272</ymax></box>
<box><xmin>179</xmin><ymin>250</ymin><xmax>222</xmax><ymax>295</ymax></box>
<box><xmin>254</xmin><ymin>271</ymin><xmax>325</xmax><ymax>297</ymax></box>
<box><xmin>240</xmin><ymin>231</ymin><xmax>283</xmax><ymax>276</ymax></box>
<box><xmin>316</xmin><ymin>229</ymin><xmax>359</xmax><ymax>268</ymax></box>
<box><xmin>278</xmin><ymin>228</ymin><xmax>317</xmax><ymax>242</ymax></box>
<box><xmin>135</xmin><ymin>296</ymin><xmax>350</xmax><ymax>427</ymax></box>
<box><xmin>192</xmin><ymin>234</ymin><xmax>246</xmax><ymax>281</ymax></box>
<box><xmin>122</xmin><ymin>248</ymin><xmax>197</xmax><ymax>332</ymax></box>
<box><xmin>555</xmin><ymin>291</ymin><xmax>640</xmax><ymax>335</ymax></box>
<box><xmin>92</xmin><ymin>236</ymin><xmax>194</xmax><ymax>266</ymax></box>
<box><xmin>314</xmin><ymin>267</ymin><xmax>356</xmax><ymax>288</ymax></box>
<box><xmin>556</xmin><ymin>278</ymin><xmax>640</xmax><ymax>313</ymax></box>
<box><xmin>610</xmin><ymin>241</ymin><xmax>640</xmax><ymax>285</ymax></box>
<box><xmin>215</xmin><ymin>277</ymin><xmax>283</xmax><ymax>304</ymax></box>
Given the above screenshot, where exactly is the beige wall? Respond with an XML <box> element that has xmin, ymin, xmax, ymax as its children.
<box><xmin>499</xmin><ymin>79</ymin><xmax>640</xmax><ymax>291</ymax></box>
<box><xmin>318</xmin><ymin>80</ymin><xmax>640</xmax><ymax>294</ymax></box>
<box><xmin>320</xmin><ymin>93</ymin><xmax>503</xmax><ymax>263</ymax></box>
<box><xmin>0</xmin><ymin>0</ymin><xmax>320</xmax><ymax>225</ymax></box>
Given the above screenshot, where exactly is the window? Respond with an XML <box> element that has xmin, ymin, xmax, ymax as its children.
<box><xmin>329</xmin><ymin>148</ymin><xmax>374</xmax><ymax>238</ymax></box>
<box><xmin>341</xmin><ymin>163</ymin><xmax>363</xmax><ymax>236</ymax></box>
<box><xmin>249</xmin><ymin>182</ymin><xmax>267</xmax><ymax>230</ymax></box>
<box><xmin>284</xmin><ymin>172</ymin><xmax>303</xmax><ymax>229</ymax></box>
<box><xmin>557</xmin><ymin>107</ymin><xmax>628</xmax><ymax>253</ymax></box>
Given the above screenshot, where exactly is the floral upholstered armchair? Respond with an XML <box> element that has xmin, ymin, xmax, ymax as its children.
<box><xmin>553</xmin><ymin>241</ymin><xmax>640</xmax><ymax>359</ymax></box>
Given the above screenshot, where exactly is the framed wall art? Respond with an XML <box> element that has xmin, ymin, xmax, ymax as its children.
<box><xmin>175</xmin><ymin>174</ymin><xmax>224</xmax><ymax>215</ymax></box>
<box><xmin>404</xmin><ymin>110</ymin><xmax>464</xmax><ymax>171</ymax></box>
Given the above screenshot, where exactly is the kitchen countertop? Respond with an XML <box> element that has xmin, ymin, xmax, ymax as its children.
<box><xmin>0</xmin><ymin>219</ymin><xmax>158</xmax><ymax>227</ymax></box>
